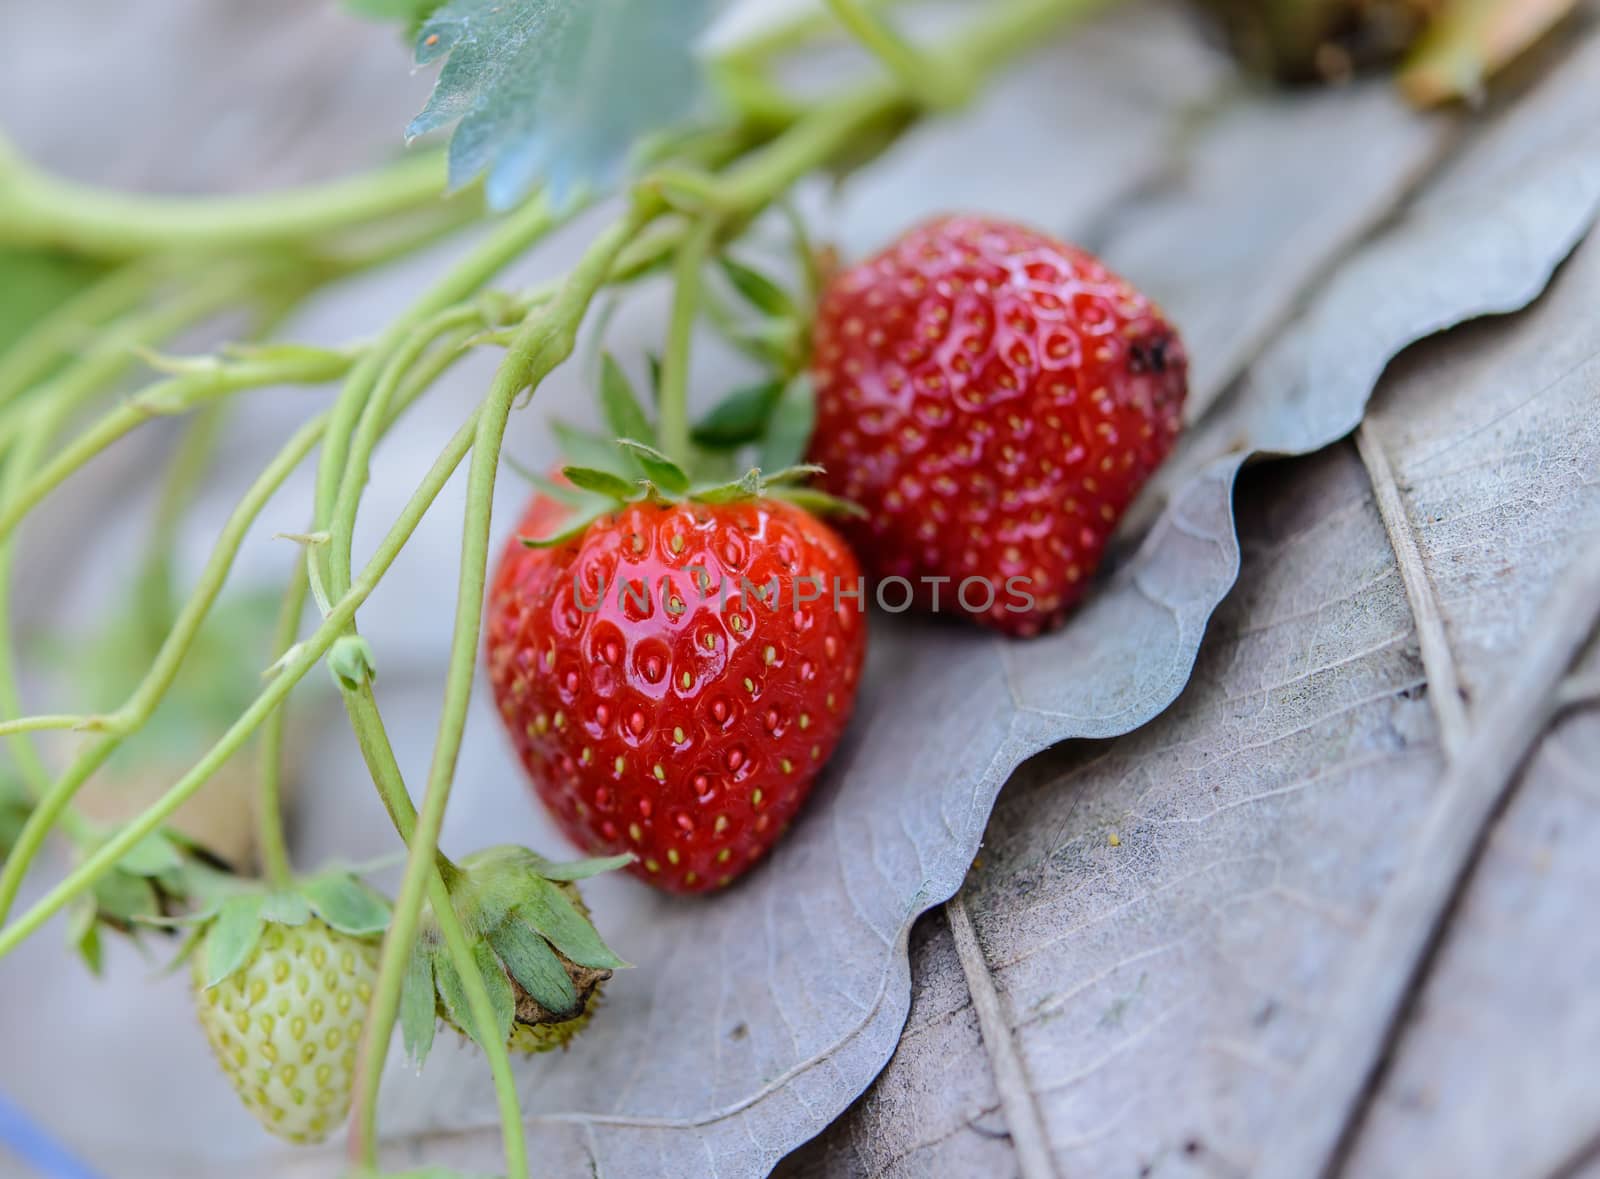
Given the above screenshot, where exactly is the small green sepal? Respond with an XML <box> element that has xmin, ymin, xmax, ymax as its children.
<box><xmin>328</xmin><ymin>634</ymin><xmax>378</xmax><ymax>691</ymax></box>
<box><xmin>616</xmin><ymin>440</ymin><xmax>690</xmax><ymax>495</ymax></box>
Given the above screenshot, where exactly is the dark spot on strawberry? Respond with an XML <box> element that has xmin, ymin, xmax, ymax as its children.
<box><xmin>1128</xmin><ymin>332</ymin><xmax>1173</xmax><ymax>374</ymax></box>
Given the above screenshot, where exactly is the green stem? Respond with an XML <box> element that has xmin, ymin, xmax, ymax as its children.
<box><xmin>0</xmin><ymin>149</ymin><xmax>454</xmax><ymax>259</ymax></box>
<box><xmin>0</xmin><ymin>412</ymin><xmax>328</xmax><ymax>922</ymax></box>
<box><xmin>656</xmin><ymin>217</ymin><xmax>720</xmax><ymax>468</ymax></box>
<box><xmin>0</xmin><ymin>714</ymin><xmax>90</xmax><ymax>739</ymax></box>
<box><xmin>722</xmin><ymin>0</ymin><xmax>908</xmax><ymax>65</ymax></box>
<box><xmin>313</xmin><ymin>195</ymin><xmax>561</xmax><ymax>551</ymax></box>
<box><xmin>134</xmin><ymin>405</ymin><xmax>230</xmax><ymax>646</ymax></box>
<box><xmin>0</xmin><ymin>269</ymin><xmax>255</xmax><ymax>445</ymax></box>
<box><xmin>0</xmin><ymin>347</ymin><xmax>350</xmax><ymax>544</ymax></box>
<box><xmin>324</xmin><ymin>316</ymin><xmax>483</xmax><ymax>598</ymax></box>
<box><xmin>0</xmin><ymin>410</ymin><xmax>480</xmax><ymax>954</ymax></box>
<box><xmin>428</xmin><ymin>882</ymin><xmax>530</xmax><ymax>1179</ymax></box>
<box><xmin>350</xmin><ymin>208</ymin><xmax>650</xmax><ymax>1171</ymax></box>
<box><xmin>0</xmin><ymin>262</ymin><xmax>161</xmax><ymax>407</ymax></box>
<box><xmin>255</xmin><ymin>570</ymin><xmax>306</xmax><ymax>890</ymax></box>
<box><xmin>0</xmin><ymin>317</ymin><xmax>481</xmax><ymax>915</ymax></box>
<box><xmin>822</xmin><ymin>0</ymin><xmax>971</xmax><ymax>109</ymax></box>
<box><xmin>342</xmin><ymin>690</ymin><xmax>514</xmax><ymax>1169</ymax></box>
<box><xmin>0</xmin><ymin>427</ymin><xmax>91</xmax><ymax>843</ymax></box>
<box><xmin>0</xmin><ymin>276</ymin><xmax>251</xmax><ymax>844</ymax></box>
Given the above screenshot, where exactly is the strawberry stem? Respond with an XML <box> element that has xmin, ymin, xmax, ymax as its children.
<box><xmin>0</xmin><ymin>409</ymin><xmax>478</xmax><ymax>952</ymax></box>
<box><xmin>657</xmin><ymin>216</ymin><xmax>721</xmax><ymax>469</ymax></box>
<box><xmin>0</xmin><ymin>142</ymin><xmax>454</xmax><ymax>260</ymax></box>
<box><xmin>339</xmin><ymin>688</ymin><xmax>519</xmax><ymax>1172</ymax></box>
<box><xmin>349</xmin><ymin>205</ymin><xmax>653</xmax><ymax>1173</ymax></box>
<box><xmin>256</xmin><ymin>571</ymin><xmax>305</xmax><ymax>891</ymax></box>
<box><xmin>823</xmin><ymin>0</ymin><xmax>976</xmax><ymax>110</ymax></box>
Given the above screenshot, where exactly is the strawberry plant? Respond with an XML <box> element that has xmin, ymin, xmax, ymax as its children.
<box><xmin>0</xmin><ymin>0</ymin><xmax>1133</xmax><ymax>1173</ymax></box>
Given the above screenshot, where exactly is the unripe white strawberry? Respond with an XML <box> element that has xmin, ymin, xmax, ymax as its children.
<box><xmin>192</xmin><ymin>917</ymin><xmax>379</xmax><ymax>1144</ymax></box>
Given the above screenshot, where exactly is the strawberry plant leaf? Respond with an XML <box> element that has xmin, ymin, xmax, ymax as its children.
<box><xmin>757</xmin><ymin>373</ymin><xmax>816</xmax><ymax>473</ymax></box>
<box><xmin>260</xmin><ymin>890</ymin><xmax>312</xmax><ymax>926</ymax></box>
<box><xmin>0</xmin><ymin>248</ymin><xmax>108</xmax><ymax>360</ymax></box>
<box><xmin>486</xmin><ymin>917</ymin><xmax>580</xmax><ymax>1017</ymax></box>
<box><xmin>694</xmin><ymin>469</ymin><xmax>765</xmax><ymax>504</ymax></box>
<box><xmin>0</xmin><ymin>787</ymin><xmax>27</xmax><ymax>861</ymax></box>
<box><xmin>550</xmin><ymin>419</ymin><xmax>635</xmax><ymax>477</ymax></box>
<box><xmin>91</xmin><ymin>869</ymin><xmax>160</xmax><ymax>925</ymax></box>
<box><xmin>304</xmin><ymin>873</ymin><xmax>392</xmax><ymax>936</ymax></box>
<box><xmin>771</xmin><ymin>487</ymin><xmax>867</xmax><ymax>519</ymax></box>
<box><xmin>718</xmin><ymin>257</ymin><xmax>797</xmax><ymax>320</ymax></box>
<box><xmin>116</xmin><ymin>830</ymin><xmax>184</xmax><ymax>877</ymax></box>
<box><xmin>345</xmin><ymin>0</ymin><xmax>445</xmax><ymax>29</ymax></box>
<box><xmin>691</xmin><ymin>380</ymin><xmax>786</xmax><ymax>449</ymax></box>
<box><xmin>69</xmin><ymin>903</ymin><xmax>104</xmax><ymax>976</ymax></box>
<box><xmin>615</xmin><ymin>440</ymin><xmax>690</xmax><ymax>495</ymax></box>
<box><xmin>511</xmin><ymin>463</ymin><xmax>593</xmax><ymax>507</ymax></box>
<box><xmin>517</xmin><ymin>878</ymin><xmax>628</xmax><ymax>970</ymax></box>
<box><xmin>646</xmin><ymin>352</ymin><xmax>664</xmax><ymax>403</ymax></box>
<box><xmin>558</xmin><ymin>465</ymin><xmax>637</xmax><ymax>501</ymax></box>
<box><xmin>599</xmin><ymin>354</ymin><xmax>657</xmax><ymax>453</ymax></box>
<box><xmin>519</xmin><ymin>508</ymin><xmax>609</xmax><ymax>550</ymax></box>
<box><xmin>400</xmin><ymin>947</ymin><xmax>438</xmax><ymax>1066</ymax></box>
<box><xmin>407</xmin><ymin>0</ymin><xmax>715</xmax><ymax>209</ymax></box>
<box><xmin>435</xmin><ymin>940</ymin><xmax>515</xmax><ymax>1049</ymax></box>
<box><xmin>527</xmin><ymin>852</ymin><xmax>634</xmax><ymax>881</ymax></box>
<box><xmin>203</xmin><ymin>894</ymin><xmax>266</xmax><ymax>988</ymax></box>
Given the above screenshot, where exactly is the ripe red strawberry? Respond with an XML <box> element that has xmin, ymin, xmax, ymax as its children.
<box><xmin>486</xmin><ymin>494</ymin><xmax>866</xmax><ymax>894</ymax></box>
<box><xmin>806</xmin><ymin>215</ymin><xmax>1188</xmax><ymax>636</ymax></box>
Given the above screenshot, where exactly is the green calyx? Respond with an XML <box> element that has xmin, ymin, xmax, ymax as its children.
<box><xmin>66</xmin><ymin>826</ymin><xmax>198</xmax><ymax>974</ymax></box>
<box><xmin>176</xmin><ymin>865</ymin><xmax>391</xmax><ymax>989</ymax></box>
<box><xmin>401</xmin><ymin>846</ymin><xmax>631</xmax><ymax>1064</ymax></box>
<box><xmin>520</xmin><ymin>452</ymin><xmax>860</xmax><ymax>550</ymax></box>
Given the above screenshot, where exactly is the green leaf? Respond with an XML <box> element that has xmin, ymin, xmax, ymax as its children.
<box><xmin>646</xmin><ymin>352</ymin><xmax>665</xmax><ymax>403</ymax></box>
<box><xmin>694</xmin><ymin>469</ymin><xmax>765</xmax><ymax>505</ymax></box>
<box><xmin>345</xmin><ymin>0</ymin><xmax>446</xmax><ymax>29</ymax></box>
<box><xmin>615</xmin><ymin>440</ymin><xmax>690</xmax><ymax>495</ymax></box>
<box><xmin>530</xmin><ymin>852</ymin><xmax>635</xmax><ymax>882</ymax></box>
<box><xmin>435</xmin><ymin>941</ymin><xmax>515</xmax><ymax>1049</ymax></box>
<box><xmin>204</xmin><ymin>894</ymin><xmax>266</xmax><ymax>987</ymax></box>
<box><xmin>260</xmin><ymin>889</ymin><xmax>312</xmax><ymax>926</ymax></box>
<box><xmin>724</xmin><ymin>320</ymin><xmax>804</xmax><ymax>371</ymax></box>
<box><xmin>719</xmin><ymin>257</ymin><xmax>797</xmax><ymax>320</ymax></box>
<box><xmin>488</xmin><ymin>918</ymin><xmax>580</xmax><ymax>1017</ymax></box>
<box><xmin>408</xmin><ymin>0</ymin><xmax>716</xmax><ymax>209</ymax></box>
<box><xmin>551</xmin><ymin>419</ymin><xmax>635</xmax><ymax>477</ymax></box>
<box><xmin>761</xmin><ymin>463</ymin><xmax>827</xmax><ymax>486</ymax></box>
<box><xmin>519</xmin><ymin>506</ymin><xmax>609</xmax><ymax>549</ymax></box>
<box><xmin>0</xmin><ymin>781</ymin><xmax>28</xmax><ymax>860</ymax></box>
<box><xmin>518</xmin><ymin>878</ymin><xmax>628</xmax><ymax>970</ymax></box>
<box><xmin>92</xmin><ymin>869</ymin><xmax>160</xmax><ymax>924</ymax></box>
<box><xmin>0</xmin><ymin>249</ymin><xmax>109</xmax><ymax>359</ymax></box>
<box><xmin>400</xmin><ymin>946</ymin><xmax>439</xmax><ymax>1065</ymax></box>
<box><xmin>304</xmin><ymin>873</ymin><xmax>391</xmax><ymax>936</ymax></box>
<box><xmin>758</xmin><ymin>373</ymin><xmax>817</xmax><ymax>473</ymax></box>
<box><xmin>560</xmin><ymin>465</ymin><xmax>638</xmax><ymax>501</ymax></box>
<box><xmin>691</xmin><ymin>380</ymin><xmax>785</xmax><ymax>450</ymax></box>
<box><xmin>162</xmin><ymin>921</ymin><xmax>210</xmax><ymax>977</ymax></box>
<box><xmin>771</xmin><ymin>487</ymin><xmax>867</xmax><ymax>519</ymax></box>
<box><xmin>599</xmin><ymin>355</ymin><xmax>657</xmax><ymax>452</ymax></box>
<box><xmin>116</xmin><ymin>830</ymin><xmax>184</xmax><ymax>877</ymax></box>
<box><xmin>68</xmin><ymin>901</ymin><xmax>103</xmax><ymax>976</ymax></box>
